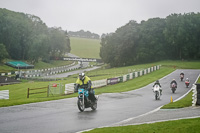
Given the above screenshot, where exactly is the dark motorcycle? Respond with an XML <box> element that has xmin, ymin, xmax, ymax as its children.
<box><xmin>171</xmin><ymin>83</ymin><xmax>177</xmax><ymax>93</ymax></box>
<box><xmin>180</xmin><ymin>74</ymin><xmax>184</xmax><ymax>81</ymax></box>
<box><xmin>77</xmin><ymin>88</ymin><xmax>98</xmax><ymax>112</ymax></box>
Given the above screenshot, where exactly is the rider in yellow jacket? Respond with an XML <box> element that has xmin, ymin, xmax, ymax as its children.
<box><xmin>74</xmin><ymin>73</ymin><xmax>96</xmax><ymax>102</ymax></box>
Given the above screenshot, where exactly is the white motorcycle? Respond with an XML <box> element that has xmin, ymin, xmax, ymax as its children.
<box><xmin>153</xmin><ymin>85</ymin><xmax>161</xmax><ymax>100</ymax></box>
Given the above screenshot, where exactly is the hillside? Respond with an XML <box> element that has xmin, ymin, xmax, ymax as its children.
<box><xmin>70</xmin><ymin>37</ymin><xmax>101</xmax><ymax>59</ymax></box>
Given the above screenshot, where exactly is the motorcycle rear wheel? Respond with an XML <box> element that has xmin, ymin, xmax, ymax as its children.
<box><xmin>155</xmin><ymin>91</ymin><xmax>159</xmax><ymax>100</ymax></box>
<box><xmin>77</xmin><ymin>99</ymin><xmax>85</xmax><ymax>112</ymax></box>
<box><xmin>172</xmin><ymin>88</ymin><xmax>175</xmax><ymax>93</ymax></box>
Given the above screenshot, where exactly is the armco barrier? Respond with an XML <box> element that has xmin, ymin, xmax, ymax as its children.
<box><xmin>92</xmin><ymin>79</ymin><xmax>107</xmax><ymax>88</ymax></box>
<box><xmin>107</xmin><ymin>78</ymin><xmax>118</xmax><ymax>85</ymax></box>
<box><xmin>135</xmin><ymin>72</ymin><xmax>138</xmax><ymax>78</ymax></box>
<box><xmin>123</xmin><ymin>75</ymin><xmax>127</xmax><ymax>82</ymax></box>
<box><xmin>62</xmin><ymin>65</ymin><xmax>161</xmax><ymax>95</ymax></box>
<box><xmin>192</xmin><ymin>84</ymin><xmax>197</xmax><ymax>106</ymax></box>
<box><xmin>129</xmin><ymin>73</ymin><xmax>133</xmax><ymax>80</ymax></box>
<box><xmin>196</xmin><ymin>83</ymin><xmax>200</xmax><ymax>105</ymax></box>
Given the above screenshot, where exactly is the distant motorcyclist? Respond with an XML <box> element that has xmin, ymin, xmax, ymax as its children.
<box><xmin>74</xmin><ymin>73</ymin><xmax>96</xmax><ymax>103</ymax></box>
<box><xmin>185</xmin><ymin>78</ymin><xmax>190</xmax><ymax>88</ymax></box>
<box><xmin>180</xmin><ymin>71</ymin><xmax>184</xmax><ymax>76</ymax></box>
<box><xmin>170</xmin><ymin>79</ymin><xmax>177</xmax><ymax>88</ymax></box>
<box><xmin>180</xmin><ymin>71</ymin><xmax>184</xmax><ymax>81</ymax></box>
<box><xmin>185</xmin><ymin>78</ymin><xmax>189</xmax><ymax>82</ymax></box>
<box><xmin>153</xmin><ymin>80</ymin><xmax>162</xmax><ymax>95</ymax></box>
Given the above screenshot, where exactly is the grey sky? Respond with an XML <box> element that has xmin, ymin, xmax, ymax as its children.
<box><xmin>0</xmin><ymin>0</ymin><xmax>200</xmax><ymax>35</ymax></box>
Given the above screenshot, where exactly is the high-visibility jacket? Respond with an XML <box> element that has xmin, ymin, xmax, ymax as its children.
<box><xmin>75</xmin><ymin>76</ymin><xmax>92</xmax><ymax>89</ymax></box>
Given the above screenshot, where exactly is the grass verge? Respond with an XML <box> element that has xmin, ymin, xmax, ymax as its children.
<box><xmin>161</xmin><ymin>91</ymin><xmax>193</xmax><ymax>109</ymax></box>
<box><xmin>84</xmin><ymin>117</ymin><xmax>200</xmax><ymax>133</ymax></box>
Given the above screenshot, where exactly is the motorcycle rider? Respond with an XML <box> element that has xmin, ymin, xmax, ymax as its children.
<box><xmin>170</xmin><ymin>79</ymin><xmax>177</xmax><ymax>88</ymax></box>
<box><xmin>185</xmin><ymin>78</ymin><xmax>189</xmax><ymax>82</ymax></box>
<box><xmin>74</xmin><ymin>73</ymin><xmax>97</xmax><ymax>103</ymax></box>
<box><xmin>185</xmin><ymin>78</ymin><xmax>190</xmax><ymax>88</ymax></box>
<box><xmin>180</xmin><ymin>71</ymin><xmax>184</xmax><ymax>76</ymax></box>
<box><xmin>180</xmin><ymin>71</ymin><xmax>184</xmax><ymax>81</ymax></box>
<box><xmin>153</xmin><ymin>80</ymin><xmax>162</xmax><ymax>95</ymax></box>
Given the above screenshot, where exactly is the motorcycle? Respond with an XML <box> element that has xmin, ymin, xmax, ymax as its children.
<box><xmin>185</xmin><ymin>81</ymin><xmax>190</xmax><ymax>88</ymax></box>
<box><xmin>77</xmin><ymin>88</ymin><xmax>98</xmax><ymax>112</ymax></box>
<box><xmin>153</xmin><ymin>85</ymin><xmax>161</xmax><ymax>100</ymax></box>
<box><xmin>180</xmin><ymin>74</ymin><xmax>184</xmax><ymax>81</ymax></box>
<box><xmin>171</xmin><ymin>83</ymin><xmax>177</xmax><ymax>93</ymax></box>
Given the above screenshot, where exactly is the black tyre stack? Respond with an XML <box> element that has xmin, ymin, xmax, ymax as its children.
<box><xmin>196</xmin><ymin>84</ymin><xmax>200</xmax><ymax>105</ymax></box>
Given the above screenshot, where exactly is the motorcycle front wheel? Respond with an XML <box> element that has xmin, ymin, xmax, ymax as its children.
<box><xmin>77</xmin><ymin>99</ymin><xmax>85</xmax><ymax>112</ymax></box>
<box><xmin>91</xmin><ymin>102</ymin><xmax>97</xmax><ymax>110</ymax></box>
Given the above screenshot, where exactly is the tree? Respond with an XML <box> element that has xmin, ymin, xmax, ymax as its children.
<box><xmin>0</xmin><ymin>43</ymin><xmax>9</xmax><ymax>63</ymax></box>
<box><xmin>100</xmin><ymin>12</ymin><xmax>200</xmax><ymax>67</ymax></box>
<box><xmin>0</xmin><ymin>9</ymin><xmax>71</xmax><ymax>64</ymax></box>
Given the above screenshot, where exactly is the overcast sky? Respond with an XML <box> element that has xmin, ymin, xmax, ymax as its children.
<box><xmin>0</xmin><ymin>0</ymin><xmax>200</xmax><ymax>35</ymax></box>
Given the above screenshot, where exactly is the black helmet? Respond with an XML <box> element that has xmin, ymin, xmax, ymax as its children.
<box><xmin>156</xmin><ymin>80</ymin><xmax>159</xmax><ymax>83</ymax></box>
<box><xmin>79</xmin><ymin>73</ymin><xmax>85</xmax><ymax>80</ymax></box>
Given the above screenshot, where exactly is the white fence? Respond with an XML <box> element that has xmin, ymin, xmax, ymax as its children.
<box><xmin>63</xmin><ymin>65</ymin><xmax>160</xmax><ymax>95</ymax></box>
<box><xmin>0</xmin><ymin>90</ymin><xmax>9</xmax><ymax>99</ymax></box>
<box><xmin>65</xmin><ymin>83</ymin><xmax>74</xmax><ymax>94</ymax></box>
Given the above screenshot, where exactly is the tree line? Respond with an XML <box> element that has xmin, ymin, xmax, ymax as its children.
<box><xmin>68</xmin><ymin>30</ymin><xmax>100</xmax><ymax>39</ymax></box>
<box><xmin>100</xmin><ymin>12</ymin><xmax>200</xmax><ymax>67</ymax></box>
<box><xmin>0</xmin><ymin>8</ymin><xmax>71</xmax><ymax>64</ymax></box>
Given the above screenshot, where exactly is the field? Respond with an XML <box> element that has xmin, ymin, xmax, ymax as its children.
<box><xmin>70</xmin><ymin>37</ymin><xmax>101</xmax><ymax>59</ymax></box>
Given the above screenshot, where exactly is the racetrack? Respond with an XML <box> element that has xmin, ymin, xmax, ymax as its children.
<box><xmin>0</xmin><ymin>69</ymin><xmax>199</xmax><ymax>133</ymax></box>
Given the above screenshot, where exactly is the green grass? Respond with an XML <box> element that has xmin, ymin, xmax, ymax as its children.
<box><xmin>70</xmin><ymin>37</ymin><xmax>101</xmax><ymax>59</ymax></box>
<box><xmin>85</xmin><ymin>117</ymin><xmax>200</xmax><ymax>133</ymax></box>
<box><xmin>0</xmin><ymin>63</ymin><xmax>16</xmax><ymax>73</ymax></box>
<box><xmin>158</xmin><ymin>60</ymin><xmax>200</xmax><ymax>69</ymax></box>
<box><xmin>161</xmin><ymin>91</ymin><xmax>193</xmax><ymax>109</ymax></box>
<box><xmin>33</xmin><ymin>60</ymin><xmax>73</xmax><ymax>69</ymax></box>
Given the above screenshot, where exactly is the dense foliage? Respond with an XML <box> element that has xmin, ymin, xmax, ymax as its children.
<box><xmin>68</xmin><ymin>30</ymin><xmax>100</xmax><ymax>39</ymax></box>
<box><xmin>0</xmin><ymin>8</ymin><xmax>71</xmax><ymax>64</ymax></box>
<box><xmin>0</xmin><ymin>43</ymin><xmax>9</xmax><ymax>62</ymax></box>
<box><xmin>100</xmin><ymin>13</ymin><xmax>200</xmax><ymax>67</ymax></box>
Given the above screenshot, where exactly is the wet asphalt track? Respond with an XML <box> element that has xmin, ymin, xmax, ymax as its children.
<box><xmin>0</xmin><ymin>69</ymin><xmax>199</xmax><ymax>133</ymax></box>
